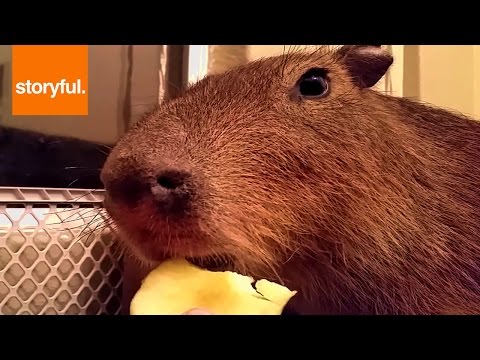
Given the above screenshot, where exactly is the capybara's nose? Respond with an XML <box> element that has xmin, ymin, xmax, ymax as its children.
<box><xmin>103</xmin><ymin>167</ymin><xmax>193</xmax><ymax>215</ymax></box>
<box><xmin>155</xmin><ymin>169</ymin><xmax>189</xmax><ymax>192</ymax></box>
<box><xmin>150</xmin><ymin>169</ymin><xmax>192</xmax><ymax>215</ymax></box>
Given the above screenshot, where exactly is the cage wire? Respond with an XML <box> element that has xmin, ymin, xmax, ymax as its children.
<box><xmin>0</xmin><ymin>188</ymin><xmax>123</xmax><ymax>315</ymax></box>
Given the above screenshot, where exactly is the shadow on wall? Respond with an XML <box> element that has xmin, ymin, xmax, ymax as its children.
<box><xmin>0</xmin><ymin>127</ymin><xmax>110</xmax><ymax>189</ymax></box>
<box><xmin>208</xmin><ymin>46</ymin><xmax>249</xmax><ymax>75</ymax></box>
<box><xmin>403</xmin><ymin>45</ymin><xmax>420</xmax><ymax>100</ymax></box>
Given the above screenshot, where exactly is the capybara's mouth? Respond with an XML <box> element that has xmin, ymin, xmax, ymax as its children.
<box><xmin>119</xmin><ymin>228</ymin><xmax>220</xmax><ymax>265</ymax></box>
<box><xmin>110</xmin><ymin>216</ymin><xmax>232</xmax><ymax>271</ymax></box>
<box><xmin>104</xmin><ymin>200</ymin><xmax>209</xmax><ymax>259</ymax></box>
<box><xmin>104</xmin><ymin>194</ymin><xmax>235</xmax><ymax>272</ymax></box>
<box><xmin>186</xmin><ymin>255</ymin><xmax>234</xmax><ymax>272</ymax></box>
<box><xmin>129</xmin><ymin>243</ymin><xmax>233</xmax><ymax>273</ymax></box>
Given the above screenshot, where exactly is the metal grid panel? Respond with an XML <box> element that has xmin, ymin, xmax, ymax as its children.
<box><xmin>0</xmin><ymin>187</ymin><xmax>123</xmax><ymax>315</ymax></box>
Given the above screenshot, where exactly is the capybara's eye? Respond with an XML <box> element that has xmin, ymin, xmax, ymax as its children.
<box><xmin>296</xmin><ymin>68</ymin><xmax>329</xmax><ymax>98</ymax></box>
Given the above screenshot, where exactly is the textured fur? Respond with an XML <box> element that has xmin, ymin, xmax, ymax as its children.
<box><xmin>101</xmin><ymin>46</ymin><xmax>480</xmax><ymax>315</ymax></box>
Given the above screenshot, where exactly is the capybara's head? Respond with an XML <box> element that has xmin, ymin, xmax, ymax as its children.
<box><xmin>101</xmin><ymin>45</ymin><xmax>480</xmax><ymax>314</ymax></box>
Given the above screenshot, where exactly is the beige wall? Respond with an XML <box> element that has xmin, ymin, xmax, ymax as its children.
<box><xmin>474</xmin><ymin>46</ymin><xmax>480</xmax><ymax>118</ymax></box>
<box><xmin>404</xmin><ymin>45</ymin><xmax>479</xmax><ymax>120</ymax></box>
<box><xmin>248</xmin><ymin>45</ymin><xmax>288</xmax><ymax>59</ymax></box>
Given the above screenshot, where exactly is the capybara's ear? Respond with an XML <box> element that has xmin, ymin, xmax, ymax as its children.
<box><xmin>335</xmin><ymin>45</ymin><xmax>393</xmax><ymax>88</ymax></box>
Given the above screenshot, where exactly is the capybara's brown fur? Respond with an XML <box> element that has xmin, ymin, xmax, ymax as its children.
<box><xmin>101</xmin><ymin>45</ymin><xmax>480</xmax><ymax>315</ymax></box>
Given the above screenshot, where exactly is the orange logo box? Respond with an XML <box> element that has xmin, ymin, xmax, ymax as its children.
<box><xmin>12</xmin><ymin>45</ymin><xmax>89</xmax><ymax>116</ymax></box>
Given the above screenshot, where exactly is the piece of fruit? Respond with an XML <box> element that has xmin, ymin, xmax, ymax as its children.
<box><xmin>130</xmin><ymin>258</ymin><xmax>297</xmax><ymax>315</ymax></box>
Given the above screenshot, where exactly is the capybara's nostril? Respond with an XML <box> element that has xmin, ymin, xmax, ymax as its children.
<box><xmin>156</xmin><ymin>170</ymin><xmax>188</xmax><ymax>190</ymax></box>
<box><xmin>151</xmin><ymin>170</ymin><xmax>192</xmax><ymax>215</ymax></box>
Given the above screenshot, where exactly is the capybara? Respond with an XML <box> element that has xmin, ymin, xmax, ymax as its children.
<box><xmin>101</xmin><ymin>45</ymin><xmax>480</xmax><ymax>315</ymax></box>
